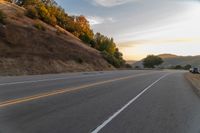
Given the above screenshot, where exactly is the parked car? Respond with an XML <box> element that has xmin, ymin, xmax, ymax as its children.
<box><xmin>189</xmin><ymin>67</ymin><xmax>199</xmax><ymax>74</ymax></box>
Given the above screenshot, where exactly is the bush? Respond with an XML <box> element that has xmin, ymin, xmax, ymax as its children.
<box><xmin>34</xmin><ymin>22</ymin><xmax>45</xmax><ymax>31</ymax></box>
<box><xmin>26</xmin><ymin>6</ymin><xmax>38</xmax><ymax>19</ymax></box>
<box><xmin>79</xmin><ymin>33</ymin><xmax>92</xmax><ymax>45</ymax></box>
<box><xmin>0</xmin><ymin>10</ymin><xmax>6</xmax><ymax>25</ymax></box>
<box><xmin>125</xmin><ymin>64</ymin><xmax>132</xmax><ymax>69</ymax></box>
<box><xmin>135</xmin><ymin>66</ymin><xmax>140</xmax><ymax>69</ymax></box>
<box><xmin>75</xmin><ymin>57</ymin><xmax>84</xmax><ymax>64</ymax></box>
<box><xmin>48</xmin><ymin>15</ymin><xmax>57</xmax><ymax>26</ymax></box>
<box><xmin>184</xmin><ymin>64</ymin><xmax>191</xmax><ymax>70</ymax></box>
<box><xmin>143</xmin><ymin>55</ymin><xmax>163</xmax><ymax>68</ymax></box>
<box><xmin>174</xmin><ymin>65</ymin><xmax>183</xmax><ymax>70</ymax></box>
<box><xmin>36</xmin><ymin>4</ymin><xmax>57</xmax><ymax>26</ymax></box>
<box><xmin>37</xmin><ymin>4</ymin><xmax>50</xmax><ymax>21</ymax></box>
<box><xmin>101</xmin><ymin>51</ymin><xmax>121</xmax><ymax>68</ymax></box>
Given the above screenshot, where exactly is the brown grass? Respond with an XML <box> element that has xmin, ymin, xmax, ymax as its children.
<box><xmin>185</xmin><ymin>73</ymin><xmax>200</xmax><ymax>96</ymax></box>
<box><xmin>0</xmin><ymin>1</ymin><xmax>114</xmax><ymax>75</ymax></box>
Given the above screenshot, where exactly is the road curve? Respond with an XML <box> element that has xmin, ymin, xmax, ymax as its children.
<box><xmin>0</xmin><ymin>70</ymin><xmax>200</xmax><ymax>133</ymax></box>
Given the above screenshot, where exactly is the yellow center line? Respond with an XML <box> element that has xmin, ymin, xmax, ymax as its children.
<box><xmin>0</xmin><ymin>72</ymin><xmax>161</xmax><ymax>108</ymax></box>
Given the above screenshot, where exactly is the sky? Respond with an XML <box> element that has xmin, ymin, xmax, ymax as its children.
<box><xmin>56</xmin><ymin>0</ymin><xmax>200</xmax><ymax>60</ymax></box>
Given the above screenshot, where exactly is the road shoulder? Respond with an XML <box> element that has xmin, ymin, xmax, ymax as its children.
<box><xmin>185</xmin><ymin>73</ymin><xmax>200</xmax><ymax>96</ymax></box>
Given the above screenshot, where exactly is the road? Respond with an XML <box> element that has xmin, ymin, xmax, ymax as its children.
<box><xmin>0</xmin><ymin>70</ymin><xmax>200</xmax><ymax>133</ymax></box>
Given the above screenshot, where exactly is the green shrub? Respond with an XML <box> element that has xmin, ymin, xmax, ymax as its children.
<box><xmin>125</xmin><ymin>64</ymin><xmax>132</xmax><ymax>69</ymax></box>
<box><xmin>34</xmin><ymin>22</ymin><xmax>46</xmax><ymax>31</ymax></box>
<box><xmin>36</xmin><ymin>4</ymin><xmax>56</xmax><ymax>26</ymax></box>
<box><xmin>26</xmin><ymin>6</ymin><xmax>38</xmax><ymax>19</ymax></box>
<box><xmin>101</xmin><ymin>51</ymin><xmax>121</xmax><ymax>68</ymax></box>
<box><xmin>48</xmin><ymin>15</ymin><xmax>57</xmax><ymax>26</ymax></box>
<box><xmin>0</xmin><ymin>10</ymin><xmax>6</xmax><ymax>25</ymax></box>
<box><xmin>79</xmin><ymin>34</ymin><xmax>92</xmax><ymax>45</ymax></box>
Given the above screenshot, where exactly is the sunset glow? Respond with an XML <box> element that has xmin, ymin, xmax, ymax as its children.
<box><xmin>56</xmin><ymin>0</ymin><xmax>200</xmax><ymax>60</ymax></box>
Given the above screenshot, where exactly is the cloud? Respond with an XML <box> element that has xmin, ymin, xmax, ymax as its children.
<box><xmin>86</xmin><ymin>16</ymin><xmax>104</xmax><ymax>25</ymax></box>
<box><xmin>118</xmin><ymin>38</ymin><xmax>200</xmax><ymax>48</ymax></box>
<box><xmin>86</xmin><ymin>16</ymin><xmax>116</xmax><ymax>25</ymax></box>
<box><xmin>92</xmin><ymin>0</ymin><xmax>135</xmax><ymax>7</ymax></box>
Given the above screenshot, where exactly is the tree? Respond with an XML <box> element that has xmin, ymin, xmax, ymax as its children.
<box><xmin>174</xmin><ymin>65</ymin><xmax>183</xmax><ymax>69</ymax></box>
<box><xmin>26</xmin><ymin>6</ymin><xmax>39</xmax><ymax>19</ymax></box>
<box><xmin>74</xmin><ymin>15</ymin><xmax>94</xmax><ymax>44</ymax></box>
<box><xmin>9</xmin><ymin>0</ymin><xmax>126</xmax><ymax>67</ymax></box>
<box><xmin>143</xmin><ymin>55</ymin><xmax>163</xmax><ymax>68</ymax></box>
<box><xmin>184</xmin><ymin>64</ymin><xmax>191</xmax><ymax>70</ymax></box>
<box><xmin>94</xmin><ymin>33</ymin><xmax>116</xmax><ymax>54</ymax></box>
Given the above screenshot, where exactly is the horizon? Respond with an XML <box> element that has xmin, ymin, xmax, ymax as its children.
<box><xmin>126</xmin><ymin>53</ymin><xmax>200</xmax><ymax>61</ymax></box>
<box><xmin>55</xmin><ymin>0</ymin><xmax>200</xmax><ymax>60</ymax></box>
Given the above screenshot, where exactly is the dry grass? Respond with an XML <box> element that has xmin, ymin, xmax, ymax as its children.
<box><xmin>185</xmin><ymin>73</ymin><xmax>200</xmax><ymax>95</ymax></box>
<box><xmin>0</xmin><ymin>1</ymin><xmax>114</xmax><ymax>75</ymax></box>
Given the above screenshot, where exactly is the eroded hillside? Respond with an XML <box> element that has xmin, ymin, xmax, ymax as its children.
<box><xmin>0</xmin><ymin>1</ymin><xmax>114</xmax><ymax>75</ymax></box>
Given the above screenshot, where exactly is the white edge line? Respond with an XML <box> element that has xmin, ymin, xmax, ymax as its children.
<box><xmin>0</xmin><ymin>72</ymin><xmax>156</xmax><ymax>86</ymax></box>
<box><xmin>0</xmin><ymin>73</ymin><xmax>107</xmax><ymax>86</ymax></box>
<box><xmin>0</xmin><ymin>73</ymin><xmax>108</xmax><ymax>86</ymax></box>
<box><xmin>0</xmin><ymin>77</ymin><xmax>71</xmax><ymax>86</ymax></box>
<box><xmin>91</xmin><ymin>73</ymin><xmax>169</xmax><ymax>133</ymax></box>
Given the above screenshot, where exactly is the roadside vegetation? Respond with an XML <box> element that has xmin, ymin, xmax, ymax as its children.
<box><xmin>169</xmin><ymin>64</ymin><xmax>192</xmax><ymax>70</ymax></box>
<box><xmin>5</xmin><ymin>0</ymin><xmax>126</xmax><ymax>68</ymax></box>
<box><xmin>143</xmin><ymin>55</ymin><xmax>163</xmax><ymax>68</ymax></box>
<box><xmin>0</xmin><ymin>10</ymin><xmax>6</xmax><ymax>24</ymax></box>
<box><xmin>34</xmin><ymin>21</ymin><xmax>46</xmax><ymax>31</ymax></box>
<box><xmin>185</xmin><ymin>73</ymin><xmax>200</xmax><ymax>96</ymax></box>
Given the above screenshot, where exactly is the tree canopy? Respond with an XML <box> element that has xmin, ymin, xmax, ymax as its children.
<box><xmin>143</xmin><ymin>55</ymin><xmax>163</xmax><ymax>68</ymax></box>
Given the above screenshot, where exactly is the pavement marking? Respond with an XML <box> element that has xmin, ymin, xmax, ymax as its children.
<box><xmin>0</xmin><ymin>77</ymin><xmax>73</xmax><ymax>86</ymax></box>
<box><xmin>0</xmin><ymin>72</ymin><xmax>160</xmax><ymax>108</ymax></box>
<box><xmin>0</xmin><ymin>74</ymin><xmax>100</xmax><ymax>86</ymax></box>
<box><xmin>91</xmin><ymin>73</ymin><xmax>169</xmax><ymax>133</ymax></box>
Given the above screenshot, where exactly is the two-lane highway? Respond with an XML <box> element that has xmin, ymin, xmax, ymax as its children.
<box><xmin>0</xmin><ymin>70</ymin><xmax>200</xmax><ymax>133</ymax></box>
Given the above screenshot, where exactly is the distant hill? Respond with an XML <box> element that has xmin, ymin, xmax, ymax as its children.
<box><xmin>158</xmin><ymin>54</ymin><xmax>178</xmax><ymax>59</ymax></box>
<box><xmin>126</xmin><ymin>60</ymin><xmax>137</xmax><ymax>65</ymax></box>
<box><xmin>0</xmin><ymin>1</ymin><xmax>113</xmax><ymax>75</ymax></box>
<box><xmin>133</xmin><ymin>54</ymin><xmax>200</xmax><ymax>68</ymax></box>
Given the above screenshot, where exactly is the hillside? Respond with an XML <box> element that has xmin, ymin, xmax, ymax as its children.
<box><xmin>160</xmin><ymin>55</ymin><xmax>200</xmax><ymax>68</ymax></box>
<box><xmin>0</xmin><ymin>1</ymin><xmax>114</xmax><ymax>75</ymax></box>
<box><xmin>133</xmin><ymin>54</ymin><xmax>200</xmax><ymax>68</ymax></box>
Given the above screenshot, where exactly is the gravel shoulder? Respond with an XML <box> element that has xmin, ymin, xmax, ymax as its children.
<box><xmin>185</xmin><ymin>73</ymin><xmax>200</xmax><ymax>96</ymax></box>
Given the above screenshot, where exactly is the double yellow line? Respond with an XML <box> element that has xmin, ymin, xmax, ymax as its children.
<box><xmin>0</xmin><ymin>72</ymin><xmax>159</xmax><ymax>108</ymax></box>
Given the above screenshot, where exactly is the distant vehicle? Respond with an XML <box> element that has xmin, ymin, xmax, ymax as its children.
<box><xmin>189</xmin><ymin>67</ymin><xmax>199</xmax><ymax>74</ymax></box>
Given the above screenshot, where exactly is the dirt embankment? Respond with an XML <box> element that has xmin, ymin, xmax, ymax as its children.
<box><xmin>185</xmin><ymin>73</ymin><xmax>200</xmax><ymax>96</ymax></box>
<box><xmin>0</xmin><ymin>1</ymin><xmax>114</xmax><ymax>75</ymax></box>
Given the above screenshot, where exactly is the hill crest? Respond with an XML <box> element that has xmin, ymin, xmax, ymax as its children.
<box><xmin>158</xmin><ymin>54</ymin><xmax>178</xmax><ymax>59</ymax></box>
<box><xmin>132</xmin><ymin>54</ymin><xmax>200</xmax><ymax>68</ymax></box>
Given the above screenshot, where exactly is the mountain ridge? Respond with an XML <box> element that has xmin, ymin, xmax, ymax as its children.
<box><xmin>133</xmin><ymin>54</ymin><xmax>200</xmax><ymax>68</ymax></box>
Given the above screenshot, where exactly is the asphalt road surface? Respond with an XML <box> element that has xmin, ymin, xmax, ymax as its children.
<box><xmin>0</xmin><ymin>70</ymin><xmax>200</xmax><ymax>133</ymax></box>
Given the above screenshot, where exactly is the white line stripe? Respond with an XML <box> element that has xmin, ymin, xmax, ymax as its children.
<box><xmin>0</xmin><ymin>77</ymin><xmax>72</xmax><ymax>86</ymax></box>
<box><xmin>0</xmin><ymin>73</ymin><xmax>107</xmax><ymax>86</ymax></box>
<box><xmin>91</xmin><ymin>73</ymin><xmax>169</xmax><ymax>133</ymax></box>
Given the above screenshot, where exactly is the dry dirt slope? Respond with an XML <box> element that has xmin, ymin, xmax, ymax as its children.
<box><xmin>0</xmin><ymin>1</ymin><xmax>114</xmax><ymax>75</ymax></box>
<box><xmin>185</xmin><ymin>73</ymin><xmax>200</xmax><ymax>96</ymax></box>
